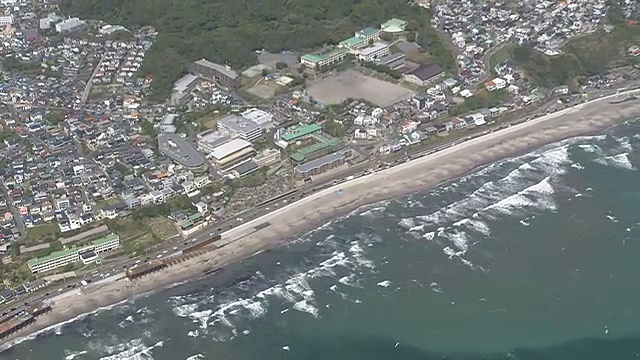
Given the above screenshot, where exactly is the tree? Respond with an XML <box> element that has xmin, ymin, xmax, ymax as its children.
<box><xmin>275</xmin><ymin>62</ymin><xmax>288</xmax><ymax>69</ymax></box>
<box><xmin>406</xmin><ymin>31</ymin><xmax>416</xmax><ymax>42</ymax></box>
<box><xmin>380</xmin><ymin>32</ymin><xmax>393</xmax><ymax>42</ymax></box>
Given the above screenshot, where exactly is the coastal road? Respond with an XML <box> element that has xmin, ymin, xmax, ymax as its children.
<box><xmin>3</xmin><ymin>86</ymin><xmax>640</xmax><ymax>344</ymax></box>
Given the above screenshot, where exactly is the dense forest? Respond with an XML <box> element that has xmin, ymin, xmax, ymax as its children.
<box><xmin>60</xmin><ymin>0</ymin><xmax>452</xmax><ymax>100</ymax></box>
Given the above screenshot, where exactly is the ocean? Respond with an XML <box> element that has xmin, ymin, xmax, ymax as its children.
<box><xmin>3</xmin><ymin>120</ymin><xmax>640</xmax><ymax>360</ymax></box>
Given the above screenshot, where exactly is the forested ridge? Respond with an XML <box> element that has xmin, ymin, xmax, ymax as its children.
<box><xmin>60</xmin><ymin>0</ymin><xmax>446</xmax><ymax>100</ymax></box>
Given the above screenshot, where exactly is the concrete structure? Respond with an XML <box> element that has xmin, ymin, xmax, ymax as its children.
<box><xmin>209</xmin><ymin>138</ymin><xmax>255</xmax><ymax>170</ymax></box>
<box><xmin>381</xmin><ymin>18</ymin><xmax>408</xmax><ymax>33</ymax></box>
<box><xmin>253</xmin><ymin>148</ymin><xmax>281</xmax><ymax>167</ymax></box>
<box><xmin>275</xmin><ymin>123</ymin><xmax>323</xmax><ymax>148</ymax></box>
<box><xmin>197</xmin><ymin>131</ymin><xmax>231</xmax><ymax>155</ymax></box>
<box><xmin>218</xmin><ymin>114</ymin><xmax>263</xmax><ymax>142</ymax></box>
<box><xmin>158</xmin><ymin>133</ymin><xmax>207</xmax><ymax>173</ymax></box>
<box><xmin>356</xmin><ymin>42</ymin><xmax>390</xmax><ymax>62</ymax></box>
<box><xmin>377</xmin><ymin>52</ymin><xmax>406</xmax><ymax>69</ymax></box>
<box><xmin>241</xmin><ymin>108</ymin><xmax>273</xmax><ymax>127</ymax></box>
<box><xmin>294</xmin><ymin>149</ymin><xmax>353</xmax><ymax>177</ymax></box>
<box><xmin>231</xmin><ymin>161</ymin><xmax>260</xmax><ymax>178</ymax></box>
<box><xmin>0</xmin><ymin>15</ymin><xmax>13</xmax><ymax>26</ymax></box>
<box><xmin>300</xmin><ymin>48</ymin><xmax>349</xmax><ymax>69</ymax></box>
<box><xmin>27</xmin><ymin>234</ymin><xmax>120</xmax><ymax>273</ymax></box>
<box><xmin>55</xmin><ymin>17</ymin><xmax>85</xmax><ymax>33</ymax></box>
<box><xmin>403</xmin><ymin>64</ymin><xmax>445</xmax><ymax>87</ymax></box>
<box><xmin>192</xmin><ymin>59</ymin><xmax>239</xmax><ymax>88</ymax></box>
<box><xmin>170</xmin><ymin>74</ymin><xmax>199</xmax><ymax>106</ymax></box>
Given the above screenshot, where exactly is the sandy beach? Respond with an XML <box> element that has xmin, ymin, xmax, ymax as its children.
<box><xmin>3</xmin><ymin>89</ymin><xmax>640</xmax><ymax>348</ymax></box>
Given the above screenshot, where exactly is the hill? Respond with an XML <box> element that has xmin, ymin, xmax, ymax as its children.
<box><xmin>60</xmin><ymin>0</ymin><xmax>453</xmax><ymax>101</ymax></box>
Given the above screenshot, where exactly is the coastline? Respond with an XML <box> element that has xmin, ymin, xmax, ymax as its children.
<box><xmin>2</xmin><ymin>90</ymin><xmax>640</xmax><ymax>350</ymax></box>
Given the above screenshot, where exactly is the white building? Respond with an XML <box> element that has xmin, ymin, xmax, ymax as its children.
<box><xmin>0</xmin><ymin>15</ymin><xmax>13</xmax><ymax>26</ymax></box>
<box><xmin>218</xmin><ymin>114</ymin><xmax>263</xmax><ymax>142</ymax></box>
<box><xmin>27</xmin><ymin>234</ymin><xmax>120</xmax><ymax>273</ymax></box>
<box><xmin>241</xmin><ymin>108</ymin><xmax>273</xmax><ymax>127</ymax></box>
<box><xmin>55</xmin><ymin>17</ymin><xmax>85</xmax><ymax>33</ymax></box>
<box><xmin>355</xmin><ymin>42</ymin><xmax>389</xmax><ymax>62</ymax></box>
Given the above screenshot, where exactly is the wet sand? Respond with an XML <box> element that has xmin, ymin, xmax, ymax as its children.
<box><xmin>3</xmin><ymin>90</ymin><xmax>640</xmax><ymax>349</ymax></box>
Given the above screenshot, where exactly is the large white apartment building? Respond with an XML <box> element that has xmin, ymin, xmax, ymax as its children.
<box><xmin>355</xmin><ymin>42</ymin><xmax>390</xmax><ymax>62</ymax></box>
<box><xmin>27</xmin><ymin>234</ymin><xmax>121</xmax><ymax>273</ymax></box>
<box><xmin>0</xmin><ymin>15</ymin><xmax>14</xmax><ymax>26</ymax></box>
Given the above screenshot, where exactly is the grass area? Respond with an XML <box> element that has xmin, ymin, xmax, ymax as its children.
<box><xmin>147</xmin><ymin>217</ymin><xmax>179</xmax><ymax>240</ymax></box>
<box><xmin>25</xmin><ymin>223</ymin><xmax>61</xmax><ymax>244</ymax></box>
<box><xmin>97</xmin><ymin>197</ymin><xmax>121</xmax><ymax>208</ymax></box>
<box><xmin>231</xmin><ymin>168</ymin><xmax>268</xmax><ymax>188</ymax></box>
<box><xmin>107</xmin><ymin>217</ymin><xmax>180</xmax><ymax>257</ymax></box>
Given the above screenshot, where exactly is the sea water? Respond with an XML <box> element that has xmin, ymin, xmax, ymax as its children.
<box><xmin>3</xmin><ymin>120</ymin><xmax>640</xmax><ymax>360</ymax></box>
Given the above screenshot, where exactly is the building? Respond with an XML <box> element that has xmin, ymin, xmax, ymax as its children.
<box><xmin>218</xmin><ymin>115</ymin><xmax>263</xmax><ymax>142</ymax></box>
<box><xmin>377</xmin><ymin>52</ymin><xmax>405</xmax><ymax>69</ymax></box>
<box><xmin>241</xmin><ymin>108</ymin><xmax>273</xmax><ymax>127</ymax></box>
<box><xmin>192</xmin><ymin>59</ymin><xmax>239</xmax><ymax>88</ymax></box>
<box><xmin>27</xmin><ymin>234</ymin><xmax>120</xmax><ymax>273</ymax></box>
<box><xmin>156</xmin><ymin>113</ymin><xmax>179</xmax><ymax>134</ymax></box>
<box><xmin>170</xmin><ymin>74</ymin><xmax>199</xmax><ymax>106</ymax></box>
<box><xmin>157</xmin><ymin>133</ymin><xmax>208</xmax><ymax>173</ymax></box>
<box><xmin>294</xmin><ymin>149</ymin><xmax>353</xmax><ymax>178</ymax></box>
<box><xmin>209</xmin><ymin>138</ymin><xmax>256</xmax><ymax>170</ymax></box>
<box><xmin>55</xmin><ymin>17</ymin><xmax>86</xmax><ymax>33</ymax></box>
<box><xmin>0</xmin><ymin>15</ymin><xmax>13</xmax><ymax>26</ymax></box>
<box><xmin>253</xmin><ymin>148</ymin><xmax>281</xmax><ymax>167</ymax></box>
<box><xmin>380</xmin><ymin>18</ymin><xmax>408</xmax><ymax>33</ymax></box>
<box><xmin>403</xmin><ymin>64</ymin><xmax>445</xmax><ymax>87</ymax></box>
<box><xmin>355</xmin><ymin>42</ymin><xmax>390</xmax><ymax>62</ymax></box>
<box><xmin>355</xmin><ymin>27</ymin><xmax>382</xmax><ymax>43</ymax></box>
<box><xmin>300</xmin><ymin>48</ymin><xmax>349</xmax><ymax>69</ymax></box>
<box><xmin>39</xmin><ymin>13</ymin><xmax>62</xmax><ymax>30</ymax></box>
<box><xmin>275</xmin><ymin>123</ymin><xmax>323</xmax><ymax>148</ymax></box>
<box><xmin>197</xmin><ymin>131</ymin><xmax>231</xmax><ymax>155</ymax></box>
<box><xmin>231</xmin><ymin>161</ymin><xmax>260</xmax><ymax>178</ymax></box>
<box><xmin>628</xmin><ymin>45</ymin><xmax>640</xmax><ymax>57</ymax></box>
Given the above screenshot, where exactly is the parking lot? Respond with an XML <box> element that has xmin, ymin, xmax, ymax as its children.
<box><xmin>307</xmin><ymin>70</ymin><xmax>416</xmax><ymax>107</ymax></box>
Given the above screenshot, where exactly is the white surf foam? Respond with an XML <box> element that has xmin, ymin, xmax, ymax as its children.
<box><xmin>595</xmin><ymin>153</ymin><xmax>635</xmax><ymax>170</ymax></box>
<box><xmin>99</xmin><ymin>339</ymin><xmax>163</xmax><ymax>360</ymax></box>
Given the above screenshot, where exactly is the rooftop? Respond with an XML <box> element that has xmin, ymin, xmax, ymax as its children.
<box><xmin>281</xmin><ymin>123</ymin><xmax>322</xmax><ymax>141</ymax></box>
<box><xmin>295</xmin><ymin>149</ymin><xmax>352</xmax><ymax>174</ymax></box>
<box><xmin>27</xmin><ymin>247</ymin><xmax>78</xmax><ymax>267</ymax></box>
<box><xmin>193</xmin><ymin>59</ymin><xmax>238</xmax><ymax>80</ymax></box>
<box><xmin>339</xmin><ymin>36</ymin><xmax>366</xmax><ymax>48</ymax></box>
<box><xmin>158</xmin><ymin>133</ymin><xmax>206</xmax><ymax>168</ymax></box>
<box><xmin>91</xmin><ymin>233</ymin><xmax>119</xmax><ymax>246</ymax></box>
<box><xmin>218</xmin><ymin>114</ymin><xmax>261</xmax><ymax>134</ymax></box>
<box><xmin>357</xmin><ymin>42</ymin><xmax>389</xmax><ymax>57</ymax></box>
<box><xmin>407</xmin><ymin>64</ymin><xmax>445</xmax><ymax>81</ymax></box>
<box><xmin>381</xmin><ymin>18</ymin><xmax>407</xmax><ymax>33</ymax></box>
<box><xmin>301</xmin><ymin>48</ymin><xmax>349</xmax><ymax>63</ymax></box>
<box><xmin>173</xmin><ymin>74</ymin><xmax>198</xmax><ymax>93</ymax></box>
<box><xmin>210</xmin><ymin>138</ymin><xmax>253</xmax><ymax>160</ymax></box>
<box><xmin>357</xmin><ymin>27</ymin><xmax>380</xmax><ymax>37</ymax></box>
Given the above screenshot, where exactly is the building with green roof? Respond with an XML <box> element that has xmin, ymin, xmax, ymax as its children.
<box><xmin>381</xmin><ymin>18</ymin><xmax>408</xmax><ymax>33</ymax></box>
<box><xmin>300</xmin><ymin>48</ymin><xmax>349</xmax><ymax>69</ymax></box>
<box><xmin>280</xmin><ymin>123</ymin><xmax>323</xmax><ymax>142</ymax></box>
<box><xmin>339</xmin><ymin>36</ymin><xmax>366</xmax><ymax>49</ymax></box>
<box><xmin>27</xmin><ymin>233</ymin><xmax>121</xmax><ymax>274</ymax></box>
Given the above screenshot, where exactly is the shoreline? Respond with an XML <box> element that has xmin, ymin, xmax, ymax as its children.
<box><xmin>2</xmin><ymin>89</ymin><xmax>640</xmax><ymax>350</ymax></box>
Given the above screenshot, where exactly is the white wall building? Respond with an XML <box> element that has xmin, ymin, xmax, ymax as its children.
<box><xmin>0</xmin><ymin>15</ymin><xmax>14</xmax><ymax>26</ymax></box>
<box><xmin>355</xmin><ymin>42</ymin><xmax>390</xmax><ymax>62</ymax></box>
<box><xmin>55</xmin><ymin>17</ymin><xmax>85</xmax><ymax>33</ymax></box>
<box><xmin>241</xmin><ymin>108</ymin><xmax>273</xmax><ymax>127</ymax></box>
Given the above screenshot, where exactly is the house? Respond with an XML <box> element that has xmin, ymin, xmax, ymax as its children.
<box><xmin>404</xmin><ymin>64</ymin><xmax>445</xmax><ymax>87</ymax></box>
<box><xmin>100</xmin><ymin>205</ymin><xmax>118</xmax><ymax>219</ymax></box>
<box><xmin>629</xmin><ymin>45</ymin><xmax>640</xmax><ymax>57</ymax></box>
<box><xmin>22</xmin><ymin>278</ymin><xmax>46</xmax><ymax>293</ymax></box>
<box><xmin>553</xmin><ymin>86</ymin><xmax>570</xmax><ymax>95</ymax></box>
<box><xmin>485</xmin><ymin>78</ymin><xmax>507</xmax><ymax>91</ymax></box>
<box><xmin>149</xmin><ymin>190</ymin><xmax>165</xmax><ymax>204</ymax></box>
<box><xmin>194</xmin><ymin>201</ymin><xmax>208</xmax><ymax>214</ymax></box>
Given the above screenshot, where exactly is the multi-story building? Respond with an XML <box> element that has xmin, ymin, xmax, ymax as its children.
<box><xmin>339</xmin><ymin>27</ymin><xmax>382</xmax><ymax>52</ymax></box>
<box><xmin>55</xmin><ymin>17</ymin><xmax>85</xmax><ymax>33</ymax></box>
<box><xmin>377</xmin><ymin>52</ymin><xmax>406</xmax><ymax>69</ymax></box>
<box><xmin>355</xmin><ymin>42</ymin><xmax>390</xmax><ymax>62</ymax></box>
<box><xmin>380</xmin><ymin>18</ymin><xmax>408</xmax><ymax>33</ymax></box>
<box><xmin>209</xmin><ymin>138</ymin><xmax>256</xmax><ymax>171</ymax></box>
<box><xmin>170</xmin><ymin>74</ymin><xmax>199</xmax><ymax>106</ymax></box>
<box><xmin>241</xmin><ymin>108</ymin><xmax>273</xmax><ymax>128</ymax></box>
<box><xmin>355</xmin><ymin>27</ymin><xmax>381</xmax><ymax>43</ymax></box>
<box><xmin>294</xmin><ymin>149</ymin><xmax>353</xmax><ymax>178</ymax></box>
<box><xmin>300</xmin><ymin>48</ymin><xmax>349</xmax><ymax>69</ymax></box>
<box><xmin>0</xmin><ymin>15</ymin><xmax>14</xmax><ymax>26</ymax></box>
<box><xmin>218</xmin><ymin>115</ymin><xmax>263</xmax><ymax>142</ymax></box>
<box><xmin>27</xmin><ymin>234</ymin><xmax>121</xmax><ymax>273</ymax></box>
<box><xmin>192</xmin><ymin>59</ymin><xmax>239</xmax><ymax>89</ymax></box>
